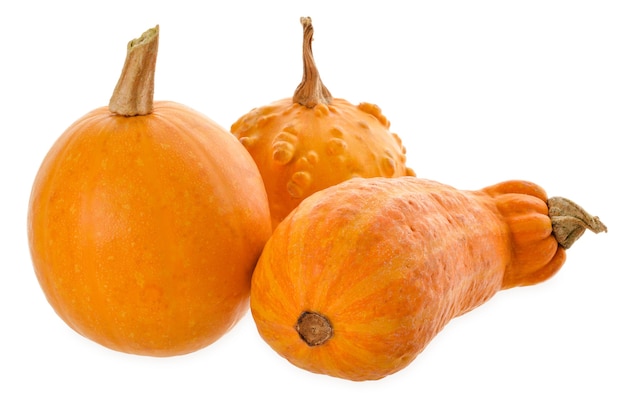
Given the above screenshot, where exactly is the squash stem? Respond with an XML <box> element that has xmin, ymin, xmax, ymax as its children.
<box><xmin>547</xmin><ymin>197</ymin><xmax>607</xmax><ymax>249</ymax></box>
<box><xmin>109</xmin><ymin>25</ymin><xmax>159</xmax><ymax>116</ymax></box>
<box><xmin>292</xmin><ymin>17</ymin><xmax>333</xmax><ymax>108</ymax></box>
<box><xmin>296</xmin><ymin>311</ymin><xmax>333</xmax><ymax>346</ymax></box>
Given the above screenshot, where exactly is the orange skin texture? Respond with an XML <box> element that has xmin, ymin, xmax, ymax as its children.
<box><xmin>250</xmin><ymin>177</ymin><xmax>566</xmax><ymax>381</ymax></box>
<box><xmin>231</xmin><ymin>98</ymin><xmax>415</xmax><ymax>229</ymax></box>
<box><xmin>28</xmin><ymin>101</ymin><xmax>272</xmax><ymax>356</ymax></box>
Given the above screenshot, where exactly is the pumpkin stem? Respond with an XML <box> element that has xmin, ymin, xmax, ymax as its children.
<box><xmin>296</xmin><ymin>311</ymin><xmax>333</xmax><ymax>346</ymax></box>
<box><xmin>109</xmin><ymin>25</ymin><xmax>159</xmax><ymax>116</ymax></box>
<box><xmin>547</xmin><ymin>197</ymin><xmax>607</xmax><ymax>249</ymax></box>
<box><xmin>292</xmin><ymin>17</ymin><xmax>333</xmax><ymax>108</ymax></box>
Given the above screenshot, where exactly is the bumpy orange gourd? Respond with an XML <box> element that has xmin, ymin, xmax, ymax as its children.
<box><xmin>231</xmin><ymin>17</ymin><xmax>414</xmax><ymax>228</ymax></box>
<box><xmin>250</xmin><ymin>176</ymin><xmax>606</xmax><ymax>381</ymax></box>
<box><xmin>27</xmin><ymin>26</ymin><xmax>272</xmax><ymax>356</ymax></box>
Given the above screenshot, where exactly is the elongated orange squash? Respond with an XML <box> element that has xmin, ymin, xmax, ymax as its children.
<box><xmin>250</xmin><ymin>176</ymin><xmax>606</xmax><ymax>381</ymax></box>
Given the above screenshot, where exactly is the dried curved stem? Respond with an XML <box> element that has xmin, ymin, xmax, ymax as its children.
<box><xmin>548</xmin><ymin>197</ymin><xmax>607</xmax><ymax>249</ymax></box>
<box><xmin>292</xmin><ymin>17</ymin><xmax>333</xmax><ymax>108</ymax></box>
<box><xmin>109</xmin><ymin>25</ymin><xmax>159</xmax><ymax>116</ymax></box>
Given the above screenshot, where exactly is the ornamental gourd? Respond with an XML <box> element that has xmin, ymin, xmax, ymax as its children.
<box><xmin>250</xmin><ymin>176</ymin><xmax>606</xmax><ymax>381</ymax></box>
<box><xmin>231</xmin><ymin>17</ymin><xmax>415</xmax><ymax>228</ymax></box>
<box><xmin>27</xmin><ymin>26</ymin><xmax>272</xmax><ymax>356</ymax></box>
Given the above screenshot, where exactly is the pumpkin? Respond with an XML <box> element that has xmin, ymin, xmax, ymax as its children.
<box><xmin>231</xmin><ymin>17</ymin><xmax>415</xmax><ymax>229</ymax></box>
<box><xmin>27</xmin><ymin>26</ymin><xmax>272</xmax><ymax>356</ymax></box>
<box><xmin>250</xmin><ymin>176</ymin><xmax>606</xmax><ymax>381</ymax></box>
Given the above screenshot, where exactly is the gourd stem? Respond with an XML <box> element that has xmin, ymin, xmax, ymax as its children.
<box><xmin>296</xmin><ymin>311</ymin><xmax>333</xmax><ymax>346</ymax></box>
<box><xmin>547</xmin><ymin>196</ymin><xmax>607</xmax><ymax>249</ymax></box>
<box><xmin>109</xmin><ymin>25</ymin><xmax>159</xmax><ymax>116</ymax></box>
<box><xmin>292</xmin><ymin>17</ymin><xmax>333</xmax><ymax>108</ymax></box>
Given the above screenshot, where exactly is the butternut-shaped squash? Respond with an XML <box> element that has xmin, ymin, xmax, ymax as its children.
<box><xmin>250</xmin><ymin>176</ymin><xmax>606</xmax><ymax>381</ymax></box>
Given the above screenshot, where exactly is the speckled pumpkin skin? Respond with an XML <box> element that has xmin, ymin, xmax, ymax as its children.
<box><xmin>250</xmin><ymin>177</ymin><xmax>566</xmax><ymax>381</ymax></box>
<box><xmin>231</xmin><ymin>98</ymin><xmax>415</xmax><ymax>228</ymax></box>
<box><xmin>28</xmin><ymin>101</ymin><xmax>273</xmax><ymax>356</ymax></box>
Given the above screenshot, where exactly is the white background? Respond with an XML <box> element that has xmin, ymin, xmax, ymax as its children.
<box><xmin>2</xmin><ymin>1</ymin><xmax>624</xmax><ymax>404</ymax></box>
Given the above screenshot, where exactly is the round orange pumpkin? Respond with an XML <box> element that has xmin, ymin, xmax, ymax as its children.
<box><xmin>231</xmin><ymin>17</ymin><xmax>414</xmax><ymax>228</ymax></box>
<box><xmin>27</xmin><ymin>26</ymin><xmax>272</xmax><ymax>356</ymax></box>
